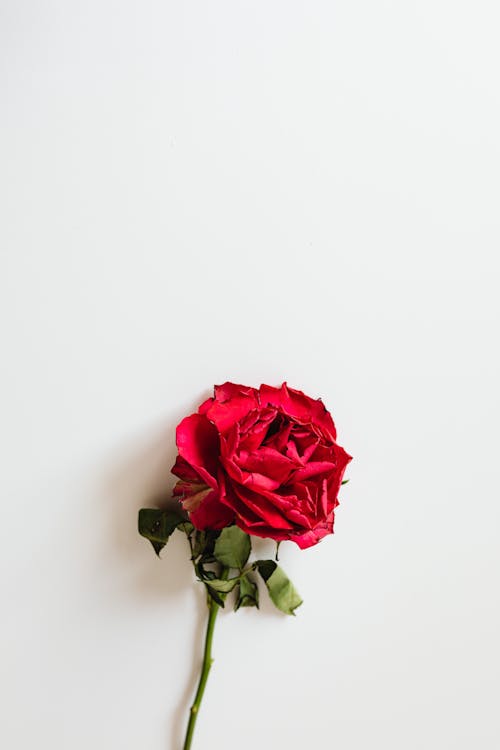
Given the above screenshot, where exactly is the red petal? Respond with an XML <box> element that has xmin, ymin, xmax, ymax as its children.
<box><xmin>202</xmin><ymin>383</ymin><xmax>259</xmax><ymax>434</ymax></box>
<box><xmin>218</xmin><ymin>476</ymin><xmax>270</xmax><ymax>528</ymax></box>
<box><xmin>289</xmin><ymin>518</ymin><xmax>334</xmax><ymax>549</ymax></box>
<box><xmin>259</xmin><ymin>382</ymin><xmax>337</xmax><ymax>440</ymax></box>
<box><xmin>234</xmin><ymin>518</ymin><xmax>293</xmax><ymax>542</ymax></box>
<box><xmin>229</xmin><ymin>483</ymin><xmax>296</xmax><ymax>530</ymax></box>
<box><xmin>171</xmin><ymin>455</ymin><xmax>203</xmax><ymax>483</ymax></box>
<box><xmin>237</xmin><ymin>446</ymin><xmax>296</xmax><ymax>484</ymax></box>
<box><xmin>292</xmin><ymin>461</ymin><xmax>336</xmax><ymax>482</ymax></box>
<box><xmin>189</xmin><ymin>490</ymin><xmax>235</xmax><ymax>530</ymax></box>
<box><xmin>239</xmin><ymin>407</ymin><xmax>277</xmax><ymax>451</ymax></box>
<box><xmin>214</xmin><ymin>382</ymin><xmax>259</xmax><ymax>401</ymax></box>
<box><xmin>221</xmin><ymin>455</ymin><xmax>283</xmax><ymax>492</ymax></box>
<box><xmin>175</xmin><ymin>413</ymin><xmax>219</xmax><ymax>488</ymax></box>
<box><xmin>326</xmin><ymin>443</ymin><xmax>352</xmax><ymax>501</ymax></box>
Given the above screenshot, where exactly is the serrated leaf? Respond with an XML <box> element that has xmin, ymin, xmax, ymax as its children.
<box><xmin>207</xmin><ymin>577</ymin><xmax>240</xmax><ymax>593</ymax></box>
<box><xmin>138</xmin><ymin>508</ymin><xmax>183</xmax><ymax>556</ymax></box>
<box><xmin>256</xmin><ymin>560</ymin><xmax>303</xmax><ymax>615</ymax></box>
<box><xmin>213</xmin><ymin>526</ymin><xmax>251</xmax><ymax>569</ymax></box>
<box><xmin>235</xmin><ymin>574</ymin><xmax>259</xmax><ymax>610</ymax></box>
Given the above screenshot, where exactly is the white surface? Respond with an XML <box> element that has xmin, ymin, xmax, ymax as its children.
<box><xmin>1</xmin><ymin>2</ymin><xmax>499</xmax><ymax>748</ymax></box>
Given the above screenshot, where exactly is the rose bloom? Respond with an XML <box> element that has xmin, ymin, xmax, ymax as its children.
<box><xmin>172</xmin><ymin>382</ymin><xmax>352</xmax><ymax>549</ymax></box>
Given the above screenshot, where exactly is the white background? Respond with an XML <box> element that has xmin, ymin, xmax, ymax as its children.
<box><xmin>1</xmin><ymin>2</ymin><xmax>499</xmax><ymax>749</ymax></box>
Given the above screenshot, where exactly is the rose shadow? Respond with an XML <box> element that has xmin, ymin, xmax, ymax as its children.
<box><xmin>99</xmin><ymin>402</ymin><xmax>210</xmax><ymax>748</ymax></box>
<box><xmin>101</xmin><ymin>398</ymin><xmax>287</xmax><ymax>749</ymax></box>
<box><xmin>103</xmin><ymin>418</ymin><xmax>189</xmax><ymax>602</ymax></box>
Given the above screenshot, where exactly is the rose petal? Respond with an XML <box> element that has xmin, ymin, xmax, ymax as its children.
<box><xmin>259</xmin><ymin>382</ymin><xmax>337</xmax><ymax>440</ymax></box>
<box><xmin>263</xmin><ymin>485</ymin><xmax>312</xmax><ymax>527</ymax></box>
<box><xmin>189</xmin><ymin>489</ymin><xmax>235</xmax><ymax>530</ymax></box>
<box><xmin>218</xmin><ymin>476</ymin><xmax>271</xmax><ymax>528</ymax></box>
<box><xmin>285</xmin><ymin>439</ymin><xmax>301</xmax><ymax>463</ymax></box>
<box><xmin>239</xmin><ymin>408</ymin><xmax>277</xmax><ymax>451</ymax></box>
<box><xmin>171</xmin><ymin>455</ymin><xmax>203</xmax><ymax>483</ymax></box>
<box><xmin>182</xmin><ymin>486</ymin><xmax>213</xmax><ymax>512</ymax></box>
<box><xmin>230</xmin><ymin>484</ymin><xmax>297</xmax><ymax>530</ymax></box>
<box><xmin>289</xmin><ymin>515</ymin><xmax>335</xmax><ymax>549</ymax></box>
<box><xmin>202</xmin><ymin>383</ymin><xmax>259</xmax><ymax>434</ymax></box>
<box><xmin>237</xmin><ymin>446</ymin><xmax>297</xmax><ymax>484</ymax></box>
<box><xmin>214</xmin><ymin>382</ymin><xmax>259</xmax><ymax>402</ymax></box>
<box><xmin>263</xmin><ymin>418</ymin><xmax>293</xmax><ymax>453</ymax></box>
<box><xmin>175</xmin><ymin>413</ymin><xmax>219</xmax><ymax>489</ymax></box>
<box><xmin>220</xmin><ymin>455</ymin><xmax>283</xmax><ymax>492</ymax></box>
<box><xmin>220</xmin><ymin>424</ymin><xmax>240</xmax><ymax>459</ymax></box>
<box><xmin>234</xmin><ymin>518</ymin><xmax>294</xmax><ymax>542</ymax></box>
<box><xmin>326</xmin><ymin>443</ymin><xmax>353</xmax><ymax>499</ymax></box>
<box><xmin>290</xmin><ymin>430</ymin><xmax>319</xmax><ymax>462</ymax></box>
<box><xmin>292</xmin><ymin>461</ymin><xmax>336</xmax><ymax>482</ymax></box>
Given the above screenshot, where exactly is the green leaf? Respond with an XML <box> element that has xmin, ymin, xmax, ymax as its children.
<box><xmin>205</xmin><ymin>584</ymin><xmax>225</xmax><ymax>608</ymax></box>
<box><xmin>207</xmin><ymin>577</ymin><xmax>240</xmax><ymax>593</ymax></box>
<box><xmin>341</xmin><ymin>479</ymin><xmax>349</xmax><ymax>485</ymax></box>
<box><xmin>235</xmin><ymin>574</ymin><xmax>259</xmax><ymax>610</ymax></box>
<box><xmin>138</xmin><ymin>508</ymin><xmax>183</xmax><ymax>556</ymax></box>
<box><xmin>199</xmin><ymin>552</ymin><xmax>216</xmax><ymax>565</ymax></box>
<box><xmin>195</xmin><ymin>561</ymin><xmax>217</xmax><ymax>581</ymax></box>
<box><xmin>178</xmin><ymin>521</ymin><xmax>194</xmax><ymax>535</ymax></box>
<box><xmin>192</xmin><ymin>530</ymin><xmax>208</xmax><ymax>558</ymax></box>
<box><xmin>213</xmin><ymin>526</ymin><xmax>251</xmax><ymax>569</ymax></box>
<box><xmin>254</xmin><ymin>559</ymin><xmax>276</xmax><ymax>580</ymax></box>
<box><xmin>256</xmin><ymin>560</ymin><xmax>303</xmax><ymax>615</ymax></box>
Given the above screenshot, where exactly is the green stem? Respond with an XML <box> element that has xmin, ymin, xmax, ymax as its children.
<box><xmin>182</xmin><ymin>597</ymin><xmax>219</xmax><ymax>750</ymax></box>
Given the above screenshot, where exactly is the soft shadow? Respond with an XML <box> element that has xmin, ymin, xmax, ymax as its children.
<box><xmin>103</xmin><ymin>415</ymin><xmax>190</xmax><ymax>602</ymax></box>
<box><xmin>99</xmin><ymin>397</ymin><xmax>218</xmax><ymax>748</ymax></box>
<box><xmin>99</xmin><ymin>396</ymin><xmax>289</xmax><ymax>749</ymax></box>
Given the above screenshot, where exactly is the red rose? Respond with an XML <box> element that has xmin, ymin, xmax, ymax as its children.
<box><xmin>172</xmin><ymin>382</ymin><xmax>352</xmax><ymax>549</ymax></box>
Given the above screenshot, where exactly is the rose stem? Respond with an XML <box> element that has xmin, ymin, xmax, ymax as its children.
<box><xmin>182</xmin><ymin>596</ymin><xmax>219</xmax><ymax>750</ymax></box>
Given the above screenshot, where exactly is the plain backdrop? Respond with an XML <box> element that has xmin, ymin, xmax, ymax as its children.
<box><xmin>1</xmin><ymin>2</ymin><xmax>499</xmax><ymax>749</ymax></box>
